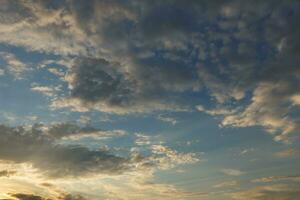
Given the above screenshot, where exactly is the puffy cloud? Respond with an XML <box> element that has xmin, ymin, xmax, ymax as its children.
<box><xmin>221</xmin><ymin>81</ymin><xmax>300</xmax><ymax>143</ymax></box>
<box><xmin>30</xmin><ymin>85</ymin><xmax>61</xmax><ymax>97</ymax></box>
<box><xmin>51</xmin><ymin>57</ymin><xmax>191</xmax><ymax>114</ymax></box>
<box><xmin>150</xmin><ymin>144</ymin><xmax>200</xmax><ymax>170</ymax></box>
<box><xmin>133</xmin><ymin>134</ymin><xmax>200</xmax><ymax>170</ymax></box>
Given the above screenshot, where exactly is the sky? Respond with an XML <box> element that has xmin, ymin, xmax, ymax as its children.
<box><xmin>0</xmin><ymin>0</ymin><xmax>300</xmax><ymax>199</ymax></box>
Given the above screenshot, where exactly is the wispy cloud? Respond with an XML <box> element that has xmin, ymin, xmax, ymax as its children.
<box><xmin>275</xmin><ymin>149</ymin><xmax>298</xmax><ymax>158</ymax></box>
<box><xmin>0</xmin><ymin>52</ymin><xmax>28</xmax><ymax>79</ymax></box>
<box><xmin>221</xmin><ymin>169</ymin><xmax>244</xmax><ymax>176</ymax></box>
<box><xmin>252</xmin><ymin>175</ymin><xmax>300</xmax><ymax>183</ymax></box>
<box><xmin>231</xmin><ymin>185</ymin><xmax>300</xmax><ymax>200</ymax></box>
<box><xmin>157</xmin><ymin>114</ymin><xmax>178</xmax><ymax>125</ymax></box>
<box><xmin>213</xmin><ymin>180</ymin><xmax>238</xmax><ymax>188</ymax></box>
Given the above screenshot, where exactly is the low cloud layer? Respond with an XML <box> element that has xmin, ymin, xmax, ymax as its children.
<box><xmin>0</xmin><ymin>124</ymin><xmax>130</xmax><ymax>178</ymax></box>
<box><xmin>9</xmin><ymin>193</ymin><xmax>86</xmax><ymax>200</ymax></box>
<box><xmin>0</xmin><ymin>123</ymin><xmax>201</xmax><ymax>200</ymax></box>
<box><xmin>232</xmin><ymin>185</ymin><xmax>300</xmax><ymax>200</ymax></box>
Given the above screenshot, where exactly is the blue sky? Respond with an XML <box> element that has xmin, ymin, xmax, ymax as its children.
<box><xmin>0</xmin><ymin>0</ymin><xmax>300</xmax><ymax>200</ymax></box>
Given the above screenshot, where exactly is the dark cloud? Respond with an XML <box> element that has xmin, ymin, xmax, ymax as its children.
<box><xmin>9</xmin><ymin>193</ymin><xmax>87</xmax><ymax>200</ymax></box>
<box><xmin>59</xmin><ymin>194</ymin><xmax>86</xmax><ymax>200</ymax></box>
<box><xmin>0</xmin><ymin>1</ymin><xmax>300</xmax><ymax>139</ymax></box>
<box><xmin>0</xmin><ymin>170</ymin><xmax>17</xmax><ymax>177</ymax></box>
<box><xmin>46</xmin><ymin>122</ymin><xmax>122</xmax><ymax>139</ymax></box>
<box><xmin>0</xmin><ymin>124</ymin><xmax>131</xmax><ymax>178</ymax></box>
<box><xmin>52</xmin><ymin>57</ymin><xmax>191</xmax><ymax>113</ymax></box>
<box><xmin>69</xmin><ymin>58</ymin><xmax>133</xmax><ymax>107</ymax></box>
<box><xmin>10</xmin><ymin>193</ymin><xmax>48</xmax><ymax>200</ymax></box>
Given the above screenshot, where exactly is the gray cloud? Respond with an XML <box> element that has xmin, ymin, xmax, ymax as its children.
<box><xmin>0</xmin><ymin>170</ymin><xmax>17</xmax><ymax>177</ymax></box>
<box><xmin>0</xmin><ymin>1</ymin><xmax>300</xmax><ymax>140</ymax></box>
<box><xmin>67</xmin><ymin>58</ymin><xmax>134</xmax><ymax>107</ymax></box>
<box><xmin>10</xmin><ymin>193</ymin><xmax>46</xmax><ymax>200</ymax></box>
<box><xmin>47</xmin><ymin>122</ymin><xmax>126</xmax><ymax>140</ymax></box>
<box><xmin>9</xmin><ymin>193</ymin><xmax>87</xmax><ymax>200</ymax></box>
<box><xmin>51</xmin><ymin>57</ymin><xmax>191</xmax><ymax>113</ymax></box>
<box><xmin>59</xmin><ymin>194</ymin><xmax>86</xmax><ymax>200</ymax></box>
<box><xmin>0</xmin><ymin>124</ymin><xmax>130</xmax><ymax>178</ymax></box>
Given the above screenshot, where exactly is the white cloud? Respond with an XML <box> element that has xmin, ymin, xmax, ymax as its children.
<box><xmin>0</xmin><ymin>52</ymin><xmax>28</xmax><ymax>79</ymax></box>
<box><xmin>31</xmin><ymin>85</ymin><xmax>60</xmax><ymax>97</ymax></box>
<box><xmin>157</xmin><ymin>115</ymin><xmax>178</xmax><ymax>125</ymax></box>
<box><xmin>221</xmin><ymin>169</ymin><xmax>244</xmax><ymax>176</ymax></box>
<box><xmin>221</xmin><ymin>82</ymin><xmax>300</xmax><ymax>143</ymax></box>
<box><xmin>150</xmin><ymin>144</ymin><xmax>200</xmax><ymax>170</ymax></box>
<box><xmin>213</xmin><ymin>180</ymin><xmax>238</xmax><ymax>188</ymax></box>
<box><xmin>252</xmin><ymin>175</ymin><xmax>300</xmax><ymax>183</ymax></box>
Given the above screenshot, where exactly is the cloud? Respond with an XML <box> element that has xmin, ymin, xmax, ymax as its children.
<box><xmin>0</xmin><ymin>52</ymin><xmax>28</xmax><ymax>79</ymax></box>
<box><xmin>221</xmin><ymin>169</ymin><xmax>244</xmax><ymax>176</ymax></box>
<box><xmin>0</xmin><ymin>124</ymin><xmax>131</xmax><ymax>178</ymax></box>
<box><xmin>0</xmin><ymin>170</ymin><xmax>17</xmax><ymax>177</ymax></box>
<box><xmin>0</xmin><ymin>0</ymin><xmax>299</xmax><ymax>141</ymax></box>
<box><xmin>213</xmin><ymin>180</ymin><xmax>238</xmax><ymax>188</ymax></box>
<box><xmin>221</xmin><ymin>82</ymin><xmax>300</xmax><ymax>143</ymax></box>
<box><xmin>47</xmin><ymin>68</ymin><xmax>65</xmax><ymax>77</ymax></box>
<box><xmin>133</xmin><ymin>134</ymin><xmax>200</xmax><ymax>170</ymax></box>
<box><xmin>252</xmin><ymin>175</ymin><xmax>300</xmax><ymax>183</ymax></box>
<box><xmin>30</xmin><ymin>85</ymin><xmax>61</xmax><ymax>97</ymax></box>
<box><xmin>10</xmin><ymin>193</ymin><xmax>46</xmax><ymax>200</ymax></box>
<box><xmin>231</xmin><ymin>185</ymin><xmax>300</xmax><ymax>200</ymax></box>
<box><xmin>58</xmin><ymin>194</ymin><xmax>86</xmax><ymax>200</ymax></box>
<box><xmin>196</xmin><ymin>105</ymin><xmax>239</xmax><ymax>116</ymax></box>
<box><xmin>0</xmin><ymin>68</ymin><xmax>5</xmax><ymax>76</ymax></box>
<box><xmin>9</xmin><ymin>193</ymin><xmax>87</xmax><ymax>200</ymax></box>
<box><xmin>157</xmin><ymin>115</ymin><xmax>178</xmax><ymax>125</ymax></box>
<box><xmin>51</xmin><ymin>57</ymin><xmax>190</xmax><ymax>114</ymax></box>
<box><xmin>239</xmin><ymin>148</ymin><xmax>255</xmax><ymax>156</ymax></box>
<box><xmin>77</xmin><ymin>116</ymin><xmax>91</xmax><ymax>125</ymax></box>
<box><xmin>150</xmin><ymin>144</ymin><xmax>200</xmax><ymax>170</ymax></box>
<box><xmin>0</xmin><ymin>123</ymin><xmax>202</xmax><ymax>200</ymax></box>
<box><xmin>46</xmin><ymin>122</ymin><xmax>126</xmax><ymax>140</ymax></box>
<box><xmin>275</xmin><ymin>149</ymin><xmax>298</xmax><ymax>158</ymax></box>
